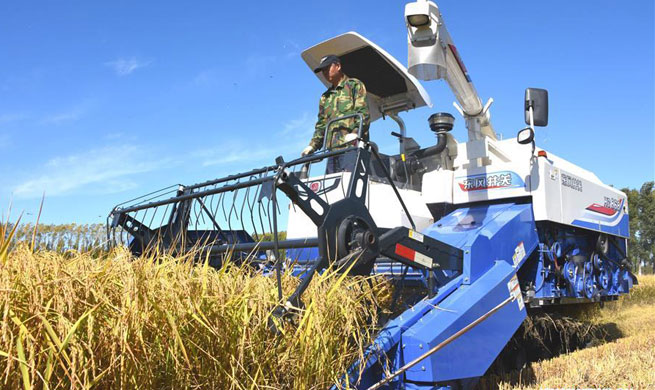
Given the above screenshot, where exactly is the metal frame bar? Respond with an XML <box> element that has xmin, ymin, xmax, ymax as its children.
<box><xmin>208</xmin><ymin>238</ymin><xmax>319</xmax><ymax>254</ymax></box>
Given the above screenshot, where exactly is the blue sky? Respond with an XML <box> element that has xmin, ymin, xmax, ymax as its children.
<box><xmin>1</xmin><ymin>0</ymin><xmax>653</xmax><ymax>224</ymax></box>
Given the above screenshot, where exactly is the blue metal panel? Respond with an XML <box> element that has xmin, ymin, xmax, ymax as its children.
<box><xmin>346</xmin><ymin>203</ymin><xmax>538</xmax><ymax>388</ymax></box>
<box><xmin>571</xmin><ymin>214</ymin><xmax>629</xmax><ymax>238</ymax></box>
<box><xmin>339</xmin><ymin>276</ymin><xmax>465</xmax><ymax>389</ymax></box>
<box><xmin>422</xmin><ymin>203</ymin><xmax>539</xmax><ymax>284</ymax></box>
<box><xmin>286</xmin><ymin>247</ymin><xmax>319</xmax><ymax>264</ymax></box>
<box><xmin>402</xmin><ymin>261</ymin><xmax>527</xmax><ymax>382</ymax></box>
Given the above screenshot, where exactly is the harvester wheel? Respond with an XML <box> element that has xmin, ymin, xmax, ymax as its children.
<box><xmin>335</xmin><ymin>215</ymin><xmax>378</xmax><ymax>275</ymax></box>
<box><xmin>337</xmin><ymin>216</ymin><xmax>376</xmax><ymax>256</ymax></box>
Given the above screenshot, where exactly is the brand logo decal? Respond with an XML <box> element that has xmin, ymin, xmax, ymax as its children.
<box><xmin>457</xmin><ymin>171</ymin><xmax>524</xmax><ymax>192</ymax></box>
<box><xmin>298</xmin><ymin>178</ymin><xmax>340</xmax><ymax>197</ymax></box>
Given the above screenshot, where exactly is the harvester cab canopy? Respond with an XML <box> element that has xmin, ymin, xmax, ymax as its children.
<box><xmin>302</xmin><ymin>31</ymin><xmax>432</xmax><ymax>122</ymax></box>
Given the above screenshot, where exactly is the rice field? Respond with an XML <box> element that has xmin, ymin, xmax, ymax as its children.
<box><xmin>489</xmin><ymin>274</ymin><xmax>655</xmax><ymax>389</ymax></box>
<box><xmin>1</xmin><ymin>219</ymin><xmax>653</xmax><ymax>389</ymax></box>
<box><xmin>0</xmin><ymin>244</ymin><xmax>390</xmax><ymax>390</ymax></box>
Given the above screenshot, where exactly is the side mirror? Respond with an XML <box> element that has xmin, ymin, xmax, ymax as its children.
<box><xmin>517</xmin><ymin>127</ymin><xmax>535</xmax><ymax>144</ymax></box>
<box><xmin>524</xmin><ymin>88</ymin><xmax>548</xmax><ymax>127</ymax></box>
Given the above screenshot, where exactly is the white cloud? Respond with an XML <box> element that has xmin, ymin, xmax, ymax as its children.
<box><xmin>281</xmin><ymin>112</ymin><xmax>314</xmax><ymax>136</ymax></box>
<box><xmin>106</xmin><ymin>57</ymin><xmax>151</xmax><ymax>76</ymax></box>
<box><xmin>40</xmin><ymin>107</ymin><xmax>84</xmax><ymax>125</ymax></box>
<box><xmin>40</xmin><ymin>101</ymin><xmax>94</xmax><ymax>125</ymax></box>
<box><xmin>12</xmin><ymin>145</ymin><xmax>168</xmax><ymax>199</ymax></box>
<box><xmin>282</xmin><ymin>39</ymin><xmax>300</xmax><ymax>59</ymax></box>
<box><xmin>0</xmin><ymin>113</ymin><xmax>28</xmax><ymax>124</ymax></box>
<box><xmin>197</xmin><ymin>145</ymin><xmax>276</xmax><ymax>167</ymax></box>
<box><xmin>103</xmin><ymin>132</ymin><xmax>125</xmax><ymax>140</ymax></box>
<box><xmin>192</xmin><ymin>113</ymin><xmax>318</xmax><ymax>169</ymax></box>
<box><xmin>278</xmin><ymin>112</ymin><xmax>317</xmax><ymax>153</ymax></box>
<box><xmin>196</xmin><ymin>113</ymin><xmax>315</xmax><ymax>167</ymax></box>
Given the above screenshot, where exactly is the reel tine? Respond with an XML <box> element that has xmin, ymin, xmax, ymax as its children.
<box><xmin>227</xmin><ymin>185</ymin><xmax>239</xmax><ymax>225</ymax></box>
<box><xmin>220</xmin><ymin>191</ymin><xmax>229</xmax><ymax>222</ymax></box>
<box><xmin>193</xmin><ymin>198</ymin><xmax>202</xmax><ymax>230</ymax></box>
<box><xmin>249</xmin><ymin>177</ymin><xmax>262</xmax><ymax>239</ymax></box>
<box><xmin>148</xmin><ymin>204</ymin><xmax>158</xmax><ymax>229</ymax></box>
<box><xmin>257</xmin><ymin>194</ymin><xmax>267</xmax><ymax>239</ymax></box>
<box><xmin>250</xmin><ymin>180</ymin><xmax>261</xmax><ymax>239</ymax></box>
<box><xmin>227</xmin><ymin>191</ymin><xmax>235</xmax><ymax>235</ymax></box>
<box><xmin>240</xmin><ymin>184</ymin><xmax>250</xmax><ymax>232</ymax></box>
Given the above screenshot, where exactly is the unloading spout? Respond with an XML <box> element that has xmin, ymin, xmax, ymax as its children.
<box><xmin>405</xmin><ymin>0</ymin><xmax>496</xmax><ymax>141</ymax></box>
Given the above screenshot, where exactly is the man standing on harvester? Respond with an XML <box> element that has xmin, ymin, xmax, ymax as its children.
<box><xmin>301</xmin><ymin>54</ymin><xmax>370</xmax><ymax>172</ymax></box>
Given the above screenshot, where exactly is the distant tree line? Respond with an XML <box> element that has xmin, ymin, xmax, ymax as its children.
<box><xmin>622</xmin><ymin>181</ymin><xmax>655</xmax><ymax>274</ymax></box>
<box><xmin>6</xmin><ymin>222</ymin><xmax>288</xmax><ymax>256</ymax></box>
<box><xmin>9</xmin><ymin>223</ymin><xmax>108</xmax><ymax>255</ymax></box>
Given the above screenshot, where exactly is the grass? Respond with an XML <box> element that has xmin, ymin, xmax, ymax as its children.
<box><xmin>489</xmin><ymin>275</ymin><xmax>655</xmax><ymax>389</ymax></box>
<box><xmin>0</xmin><ymin>244</ymin><xmax>390</xmax><ymax>389</ymax></box>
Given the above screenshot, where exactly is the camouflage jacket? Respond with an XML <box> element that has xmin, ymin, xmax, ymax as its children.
<box><xmin>310</xmin><ymin>77</ymin><xmax>370</xmax><ymax>150</ymax></box>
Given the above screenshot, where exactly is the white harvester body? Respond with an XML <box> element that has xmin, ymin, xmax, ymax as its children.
<box><xmin>286</xmin><ymin>32</ymin><xmax>628</xmax><ymax>243</ymax></box>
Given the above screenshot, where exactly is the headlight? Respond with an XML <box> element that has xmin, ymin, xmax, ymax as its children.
<box><xmin>407</xmin><ymin>13</ymin><xmax>430</xmax><ymax>27</ymax></box>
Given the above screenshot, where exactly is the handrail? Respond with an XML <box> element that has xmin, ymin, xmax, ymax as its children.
<box><xmin>323</xmin><ymin>113</ymin><xmax>364</xmax><ymax>150</ymax></box>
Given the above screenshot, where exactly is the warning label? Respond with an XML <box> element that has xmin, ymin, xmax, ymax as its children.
<box><xmin>409</xmin><ymin>230</ymin><xmax>424</xmax><ymax>243</ymax></box>
<box><xmin>512</xmin><ymin>241</ymin><xmax>526</xmax><ymax>267</ymax></box>
<box><xmin>413</xmin><ymin>251</ymin><xmax>433</xmax><ymax>268</ymax></box>
<box><xmin>507</xmin><ymin>275</ymin><xmax>525</xmax><ymax>311</ymax></box>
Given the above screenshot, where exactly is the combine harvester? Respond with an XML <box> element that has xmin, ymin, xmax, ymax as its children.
<box><xmin>108</xmin><ymin>1</ymin><xmax>636</xmax><ymax>388</ymax></box>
